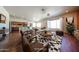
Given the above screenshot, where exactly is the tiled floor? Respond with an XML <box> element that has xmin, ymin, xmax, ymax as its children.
<box><xmin>0</xmin><ymin>31</ymin><xmax>79</xmax><ymax>52</ymax></box>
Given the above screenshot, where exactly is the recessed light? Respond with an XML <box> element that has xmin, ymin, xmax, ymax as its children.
<box><xmin>47</xmin><ymin>13</ymin><xmax>50</xmax><ymax>16</ymax></box>
<box><xmin>41</xmin><ymin>8</ymin><xmax>45</xmax><ymax>11</ymax></box>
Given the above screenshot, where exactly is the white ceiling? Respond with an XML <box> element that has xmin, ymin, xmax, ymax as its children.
<box><xmin>4</xmin><ymin>6</ymin><xmax>79</xmax><ymax>22</ymax></box>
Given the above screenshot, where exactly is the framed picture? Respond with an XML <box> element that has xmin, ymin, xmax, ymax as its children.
<box><xmin>0</xmin><ymin>14</ymin><xmax>6</xmax><ymax>23</ymax></box>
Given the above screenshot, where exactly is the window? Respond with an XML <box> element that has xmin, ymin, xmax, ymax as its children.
<box><xmin>32</xmin><ymin>23</ymin><xmax>36</xmax><ymax>27</ymax></box>
<box><xmin>32</xmin><ymin>22</ymin><xmax>41</xmax><ymax>28</ymax></box>
<box><xmin>47</xmin><ymin>18</ymin><xmax>62</xmax><ymax>29</ymax></box>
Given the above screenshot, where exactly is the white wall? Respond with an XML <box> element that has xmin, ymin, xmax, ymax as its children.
<box><xmin>0</xmin><ymin>7</ymin><xmax>9</xmax><ymax>33</ymax></box>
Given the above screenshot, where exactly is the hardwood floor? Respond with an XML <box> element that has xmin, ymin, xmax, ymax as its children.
<box><xmin>7</xmin><ymin>31</ymin><xmax>23</xmax><ymax>52</ymax></box>
<box><xmin>61</xmin><ymin>34</ymin><xmax>79</xmax><ymax>52</ymax></box>
<box><xmin>0</xmin><ymin>31</ymin><xmax>79</xmax><ymax>52</ymax></box>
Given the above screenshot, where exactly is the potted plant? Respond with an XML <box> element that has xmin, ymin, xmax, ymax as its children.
<box><xmin>66</xmin><ymin>17</ymin><xmax>75</xmax><ymax>35</ymax></box>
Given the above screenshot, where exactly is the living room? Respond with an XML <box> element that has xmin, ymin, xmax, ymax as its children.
<box><xmin>0</xmin><ymin>6</ymin><xmax>79</xmax><ymax>52</ymax></box>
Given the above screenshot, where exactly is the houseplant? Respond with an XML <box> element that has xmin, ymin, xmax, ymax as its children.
<box><xmin>66</xmin><ymin>17</ymin><xmax>75</xmax><ymax>35</ymax></box>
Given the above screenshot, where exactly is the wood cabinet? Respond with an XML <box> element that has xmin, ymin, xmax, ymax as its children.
<box><xmin>11</xmin><ymin>21</ymin><xmax>27</xmax><ymax>32</ymax></box>
<box><xmin>11</xmin><ymin>21</ymin><xmax>27</xmax><ymax>27</ymax></box>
